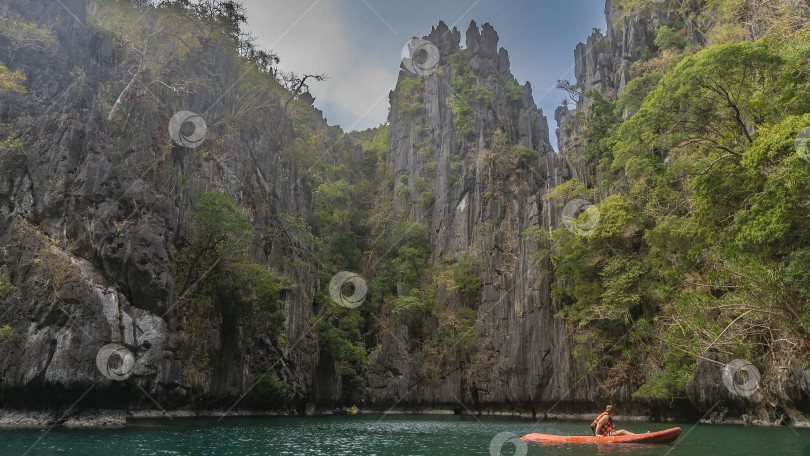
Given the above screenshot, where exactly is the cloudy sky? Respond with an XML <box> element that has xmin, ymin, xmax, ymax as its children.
<box><xmin>239</xmin><ymin>0</ymin><xmax>607</xmax><ymax>148</ymax></box>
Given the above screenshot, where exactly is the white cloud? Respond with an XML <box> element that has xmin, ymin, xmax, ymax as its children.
<box><xmin>241</xmin><ymin>0</ymin><xmax>396</xmax><ymax>130</ymax></box>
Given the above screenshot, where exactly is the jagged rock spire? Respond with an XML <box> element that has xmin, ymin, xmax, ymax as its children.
<box><xmin>425</xmin><ymin>20</ymin><xmax>461</xmax><ymax>67</ymax></box>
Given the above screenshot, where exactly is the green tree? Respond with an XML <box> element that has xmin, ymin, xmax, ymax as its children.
<box><xmin>614</xmin><ymin>41</ymin><xmax>784</xmax><ymax>182</ymax></box>
<box><xmin>655</xmin><ymin>25</ymin><xmax>687</xmax><ymax>51</ymax></box>
<box><xmin>175</xmin><ymin>191</ymin><xmax>287</xmax><ymax>381</ymax></box>
<box><xmin>176</xmin><ymin>191</ymin><xmax>251</xmax><ymax>299</ymax></box>
<box><xmin>219</xmin><ymin>262</ymin><xmax>284</xmax><ymax>337</ymax></box>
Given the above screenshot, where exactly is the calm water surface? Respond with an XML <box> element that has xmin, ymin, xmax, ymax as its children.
<box><xmin>2</xmin><ymin>414</ymin><xmax>809</xmax><ymax>455</ymax></box>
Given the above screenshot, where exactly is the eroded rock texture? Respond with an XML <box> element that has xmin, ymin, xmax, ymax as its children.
<box><xmin>368</xmin><ymin>20</ymin><xmax>594</xmax><ymax>413</ymax></box>
<box><xmin>0</xmin><ymin>0</ymin><xmax>330</xmax><ymax>412</ymax></box>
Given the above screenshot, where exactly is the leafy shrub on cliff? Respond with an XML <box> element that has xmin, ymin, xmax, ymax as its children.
<box><xmin>0</xmin><ymin>273</ymin><xmax>12</xmax><ymax>302</ymax></box>
<box><xmin>403</xmin><ymin>101</ymin><xmax>426</xmax><ymax>117</ymax></box>
<box><xmin>12</xmin><ymin>222</ymin><xmax>72</xmax><ymax>305</ymax></box>
<box><xmin>253</xmin><ymin>374</ymin><xmax>289</xmax><ymax>407</ymax></box>
<box><xmin>448</xmin><ymin>50</ymin><xmax>492</xmax><ymax>139</ymax></box>
<box><xmin>450</xmin><ymin>50</ymin><xmax>470</xmax><ymax>73</ymax></box>
<box><xmin>178</xmin><ymin>191</ymin><xmax>248</xmax><ymax>282</ymax></box>
<box><xmin>313</xmin><ymin>178</ymin><xmax>351</xmax><ymax>230</ymax></box>
<box><xmin>450</xmin><ymin>252</ymin><xmax>482</xmax><ymax>306</ymax></box>
<box><xmin>448</xmin><ymin>93</ymin><xmax>475</xmax><ymax>138</ymax></box>
<box><xmin>517</xmin><ymin>147</ymin><xmax>539</xmax><ymax>167</ymax></box>
<box><xmin>220</xmin><ymin>262</ymin><xmax>285</xmax><ymax>337</ymax></box>
<box><xmin>0</xmin><ymin>125</ymin><xmax>27</xmax><ymax>165</ymax></box>
<box><xmin>175</xmin><ymin>192</ymin><xmax>287</xmax><ymax>368</ymax></box>
<box><xmin>394</xmin><ymin>77</ymin><xmax>425</xmax><ymax>117</ymax></box>
<box><xmin>191</xmin><ymin>191</ymin><xmax>250</xmax><ymax>256</ymax></box>
<box><xmin>552</xmin><ymin>196</ymin><xmax>648</xmax><ymax>324</ymax></box>
<box><xmin>313</xmin><ymin>307</ymin><xmax>370</xmax><ymax>400</ymax></box>
<box><xmin>0</xmin><ymin>17</ymin><xmax>57</xmax><ymax>54</ymax></box>
<box><xmin>578</xmin><ymin>89</ymin><xmax>620</xmax><ymax>172</ymax></box>
<box><xmin>392</xmin><ymin>239</ymin><xmax>430</xmax><ymax>287</ymax></box>
<box><xmin>418</xmin><ymin>189</ymin><xmax>434</xmax><ymax>210</ymax></box>
<box><xmin>633</xmin><ymin>347</ymin><xmax>695</xmax><ymax>399</ymax></box>
<box><xmin>0</xmin><ymin>324</ymin><xmax>13</xmax><ymax>343</ymax></box>
<box><xmin>615</xmin><ymin>71</ymin><xmax>661</xmax><ymax>117</ymax></box>
<box><xmin>476</xmin><ymin>130</ymin><xmax>539</xmax><ymax>196</ymax></box>
<box><xmin>655</xmin><ymin>26</ymin><xmax>688</xmax><ymax>51</ymax></box>
<box><xmin>0</xmin><ymin>63</ymin><xmax>26</xmax><ymax>96</ymax></box>
<box><xmin>542</xmin><ymin>178</ymin><xmax>595</xmax><ymax>202</ymax></box>
<box><xmin>504</xmin><ymin>80</ymin><xmax>523</xmax><ymax>102</ymax></box>
<box><xmin>358</xmin><ymin>124</ymin><xmax>388</xmax><ymax>176</ymax></box>
<box><xmin>784</xmin><ymin>248</ymin><xmax>810</xmax><ymax>306</ymax></box>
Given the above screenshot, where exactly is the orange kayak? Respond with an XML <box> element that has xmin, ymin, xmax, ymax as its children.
<box><xmin>522</xmin><ymin>427</ymin><xmax>680</xmax><ymax>444</ymax></box>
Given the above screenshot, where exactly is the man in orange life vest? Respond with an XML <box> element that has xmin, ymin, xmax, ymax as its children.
<box><xmin>591</xmin><ymin>405</ymin><xmax>636</xmax><ymax>437</ymax></box>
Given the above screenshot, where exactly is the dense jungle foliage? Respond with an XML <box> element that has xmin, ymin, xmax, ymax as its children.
<box><xmin>552</xmin><ymin>0</ymin><xmax>810</xmax><ymax>398</ymax></box>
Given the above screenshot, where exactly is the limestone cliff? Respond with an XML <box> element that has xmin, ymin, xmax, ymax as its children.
<box><xmin>367</xmin><ymin>20</ymin><xmax>600</xmax><ymax>412</ymax></box>
<box><xmin>2</xmin><ymin>0</ymin><xmax>807</xmax><ymax>425</ymax></box>
<box><xmin>555</xmin><ymin>0</ymin><xmax>664</xmax><ymax>158</ymax></box>
<box><xmin>0</xmin><ymin>0</ymin><xmax>333</xmax><ymax>413</ymax></box>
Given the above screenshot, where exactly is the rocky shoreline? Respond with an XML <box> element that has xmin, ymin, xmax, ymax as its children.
<box><xmin>0</xmin><ymin>409</ymin><xmax>297</xmax><ymax>428</ymax></box>
<box><xmin>2</xmin><ymin>408</ymin><xmax>807</xmax><ymax>429</ymax></box>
